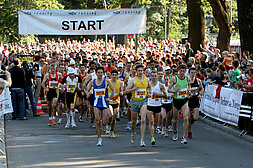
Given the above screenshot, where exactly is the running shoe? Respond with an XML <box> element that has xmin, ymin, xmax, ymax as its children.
<box><xmin>57</xmin><ymin>119</ymin><xmax>62</xmax><ymax>124</ymax></box>
<box><xmin>136</xmin><ymin>119</ymin><xmax>140</xmax><ymax>126</ymax></box>
<box><xmin>48</xmin><ymin>120</ymin><xmax>52</xmax><ymax>126</ymax></box>
<box><xmin>188</xmin><ymin>132</ymin><xmax>192</xmax><ymax>139</ymax></box>
<box><xmin>140</xmin><ymin>139</ymin><xmax>146</xmax><ymax>147</ymax></box>
<box><xmin>90</xmin><ymin>122</ymin><xmax>96</xmax><ymax>128</ymax></box>
<box><xmin>151</xmin><ymin>137</ymin><xmax>156</xmax><ymax>145</ymax></box>
<box><xmin>164</xmin><ymin>131</ymin><xmax>168</xmax><ymax>137</ymax></box>
<box><xmin>110</xmin><ymin>131</ymin><xmax>115</xmax><ymax>138</ymax></box>
<box><xmin>125</xmin><ymin>122</ymin><xmax>131</xmax><ymax>131</ymax></box>
<box><xmin>131</xmin><ymin>133</ymin><xmax>135</xmax><ymax>144</ymax></box>
<box><xmin>106</xmin><ymin>125</ymin><xmax>111</xmax><ymax>134</ymax></box>
<box><xmin>161</xmin><ymin>127</ymin><xmax>165</xmax><ymax>135</ymax></box>
<box><xmin>168</xmin><ymin>125</ymin><xmax>173</xmax><ymax>132</ymax></box>
<box><xmin>79</xmin><ymin>116</ymin><xmax>84</xmax><ymax>122</ymax></box>
<box><xmin>65</xmin><ymin>122</ymin><xmax>70</xmax><ymax>129</ymax></box>
<box><xmin>97</xmin><ymin>138</ymin><xmax>103</xmax><ymax>146</ymax></box>
<box><xmin>172</xmin><ymin>132</ymin><xmax>178</xmax><ymax>141</ymax></box>
<box><xmin>125</xmin><ymin>126</ymin><xmax>131</xmax><ymax>131</ymax></box>
<box><xmin>181</xmin><ymin>137</ymin><xmax>187</xmax><ymax>144</ymax></box>
<box><xmin>156</xmin><ymin>127</ymin><xmax>162</xmax><ymax>134</ymax></box>
<box><xmin>52</xmin><ymin>119</ymin><xmax>56</xmax><ymax>125</ymax></box>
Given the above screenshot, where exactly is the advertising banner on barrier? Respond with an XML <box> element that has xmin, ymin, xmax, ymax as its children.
<box><xmin>19</xmin><ymin>9</ymin><xmax>146</xmax><ymax>35</ymax></box>
<box><xmin>200</xmin><ymin>85</ymin><xmax>243</xmax><ymax>126</ymax></box>
<box><xmin>0</xmin><ymin>88</ymin><xmax>13</xmax><ymax>117</ymax></box>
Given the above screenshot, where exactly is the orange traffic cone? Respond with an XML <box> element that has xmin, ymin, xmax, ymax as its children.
<box><xmin>179</xmin><ymin>112</ymin><xmax>183</xmax><ymax>118</ymax></box>
<box><xmin>36</xmin><ymin>97</ymin><xmax>44</xmax><ymax>114</ymax></box>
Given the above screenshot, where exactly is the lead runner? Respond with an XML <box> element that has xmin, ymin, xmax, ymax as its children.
<box><xmin>86</xmin><ymin>66</ymin><xmax>115</xmax><ymax>146</ymax></box>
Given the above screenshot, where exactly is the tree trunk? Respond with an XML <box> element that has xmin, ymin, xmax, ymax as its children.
<box><xmin>187</xmin><ymin>0</ymin><xmax>205</xmax><ymax>53</ymax></box>
<box><xmin>166</xmin><ymin>0</ymin><xmax>172</xmax><ymax>39</ymax></box>
<box><xmin>115</xmin><ymin>0</ymin><xmax>137</xmax><ymax>46</ymax></box>
<box><xmin>208</xmin><ymin>0</ymin><xmax>231</xmax><ymax>52</ymax></box>
<box><xmin>237</xmin><ymin>0</ymin><xmax>253</xmax><ymax>54</ymax></box>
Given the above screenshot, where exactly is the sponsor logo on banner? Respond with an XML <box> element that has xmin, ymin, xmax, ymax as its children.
<box><xmin>200</xmin><ymin>85</ymin><xmax>243</xmax><ymax>126</ymax></box>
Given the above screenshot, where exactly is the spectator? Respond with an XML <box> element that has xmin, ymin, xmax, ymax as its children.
<box><xmin>214</xmin><ymin>64</ymin><xmax>228</xmax><ymax>86</ymax></box>
<box><xmin>244</xmin><ymin>68</ymin><xmax>253</xmax><ymax>92</ymax></box>
<box><xmin>22</xmin><ymin>61</ymin><xmax>40</xmax><ymax>117</ymax></box>
<box><xmin>184</xmin><ymin>42</ymin><xmax>194</xmax><ymax>63</ymax></box>
<box><xmin>229</xmin><ymin>60</ymin><xmax>241</xmax><ymax>89</ymax></box>
<box><xmin>9</xmin><ymin>59</ymin><xmax>27</xmax><ymax>120</ymax></box>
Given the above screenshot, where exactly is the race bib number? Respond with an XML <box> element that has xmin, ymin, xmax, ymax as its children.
<box><xmin>110</xmin><ymin>94</ymin><xmax>119</xmax><ymax>102</ymax></box>
<box><xmin>177</xmin><ymin>88</ymin><xmax>188</xmax><ymax>98</ymax></box>
<box><xmin>67</xmin><ymin>84</ymin><xmax>76</xmax><ymax>93</ymax></box>
<box><xmin>191</xmin><ymin>87</ymin><xmax>199</xmax><ymax>96</ymax></box>
<box><xmin>135</xmin><ymin>89</ymin><xmax>146</xmax><ymax>99</ymax></box>
<box><xmin>152</xmin><ymin>95</ymin><xmax>160</xmax><ymax>101</ymax></box>
<box><xmin>95</xmin><ymin>89</ymin><xmax>106</xmax><ymax>98</ymax></box>
<box><xmin>49</xmin><ymin>81</ymin><xmax>58</xmax><ymax>89</ymax></box>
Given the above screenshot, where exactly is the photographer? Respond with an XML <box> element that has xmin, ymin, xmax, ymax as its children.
<box><xmin>22</xmin><ymin>61</ymin><xmax>40</xmax><ymax>117</ymax></box>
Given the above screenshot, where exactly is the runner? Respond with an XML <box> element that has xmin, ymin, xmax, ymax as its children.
<box><xmin>146</xmin><ymin>71</ymin><xmax>166</xmax><ymax>146</ymax></box>
<box><xmin>42</xmin><ymin>63</ymin><xmax>62</xmax><ymax>126</ymax></box>
<box><xmin>107</xmin><ymin>69</ymin><xmax>124</xmax><ymax>138</ymax></box>
<box><xmin>77</xmin><ymin>63</ymin><xmax>87</xmax><ymax>122</ymax></box>
<box><xmin>86</xmin><ymin>66</ymin><xmax>115</xmax><ymax>146</ymax></box>
<box><xmin>124</xmin><ymin>64</ymin><xmax>150</xmax><ymax>147</ymax></box>
<box><xmin>161</xmin><ymin>76</ymin><xmax>173</xmax><ymax>137</ymax></box>
<box><xmin>124</xmin><ymin>64</ymin><xmax>137</xmax><ymax>131</ymax></box>
<box><xmin>117</xmin><ymin>62</ymin><xmax>128</xmax><ymax>120</ymax></box>
<box><xmin>60</xmin><ymin>67</ymin><xmax>82</xmax><ymax>128</ymax></box>
<box><xmin>83</xmin><ymin>67</ymin><xmax>97</xmax><ymax>128</ymax></box>
<box><xmin>57</xmin><ymin>63</ymin><xmax>66</xmax><ymax>124</ymax></box>
<box><xmin>168</xmin><ymin>64</ymin><xmax>191</xmax><ymax>144</ymax></box>
<box><xmin>188</xmin><ymin>67</ymin><xmax>204</xmax><ymax>139</ymax></box>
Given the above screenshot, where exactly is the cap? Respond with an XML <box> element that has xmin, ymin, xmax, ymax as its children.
<box><xmin>165</xmin><ymin>66</ymin><xmax>171</xmax><ymax>71</ymax></box>
<box><xmin>70</xmin><ymin>59</ymin><xmax>75</xmax><ymax>65</ymax></box>
<box><xmin>118</xmin><ymin>62</ymin><xmax>124</xmax><ymax>68</ymax></box>
<box><xmin>68</xmin><ymin>67</ymin><xmax>75</xmax><ymax>74</ymax></box>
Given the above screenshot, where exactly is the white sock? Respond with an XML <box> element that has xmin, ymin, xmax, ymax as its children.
<box><xmin>52</xmin><ymin>116</ymin><xmax>55</xmax><ymax>119</ymax></box>
<box><xmin>49</xmin><ymin>117</ymin><xmax>52</xmax><ymax>120</ymax></box>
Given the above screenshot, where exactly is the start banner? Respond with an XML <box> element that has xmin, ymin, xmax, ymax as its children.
<box><xmin>19</xmin><ymin>9</ymin><xmax>146</xmax><ymax>35</ymax></box>
<box><xmin>200</xmin><ymin>84</ymin><xmax>243</xmax><ymax>126</ymax></box>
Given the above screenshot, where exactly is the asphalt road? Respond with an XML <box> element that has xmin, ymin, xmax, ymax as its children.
<box><xmin>5</xmin><ymin>113</ymin><xmax>253</xmax><ymax>168</ymax></box>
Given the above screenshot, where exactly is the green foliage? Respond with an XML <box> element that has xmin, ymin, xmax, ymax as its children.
<box><xmin>0</xmin><ymin>0</ymin><xmax>64</xmax><ymax>43</ymax></box>
<box><xmin>0</xmin><ymin>0</ymin><xmax>239</xmax><ymax>43</ymax></box>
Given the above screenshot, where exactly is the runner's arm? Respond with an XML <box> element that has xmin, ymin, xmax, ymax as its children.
<box><xmin>83</xmin><ymin>74</ymin><xmax>91</xmax><ymax>91</ymax></box>
<box><xmin>106</xmin><ymin>79</ymin><xmax>115</xmax><ymax>99</ymax></box>
<box><xmin>197</xmin><ymin>78</ymin><xmax>204</xmax><ymax>96</ymax></box>
<box><xmin>123</xmin><ymin>78</ymin><xmax>136</xmax><ymax>95</ymax></box>
<box><xmin>41</xmin><ymin>73</ymin><xmax>48</xmax><ymax>89</ymax></box>
<box><xmin>86</xmin><ymin>79</ymin><xmax>93</xmax><ymax>94</ymax></box>
<box><xmin>168</xmin><ymin>76</ymin><xmax>179</xmax><ymax>93</ymax></box>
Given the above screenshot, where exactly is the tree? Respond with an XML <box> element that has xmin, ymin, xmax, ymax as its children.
<box><xmin>0</xmin><ymin>0</ymin><xmax>64</xmax><ymax>43</ymax></box>
<box><xmin>186</xmin><ymin>0</ymin><xmax>205</xmax><ymax>52</ymax></box>
<box><xmin>237</xmin><ymin>0</ymin><xmax>253</xmax><ymax>54</ymax></box>
<box><xmin>166</xmin><ymin>0</ymin><xmax>172</xmax><ymax>39</ymax></box>
<box><xmin>208</xmin><ymin>0</ymin><xmax>231</xmax><ymax>52</ymax></box>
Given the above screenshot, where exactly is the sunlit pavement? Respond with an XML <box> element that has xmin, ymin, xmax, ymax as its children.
<box><xmin>5</xmin><ymin>113</ymin><xmax>253</xmax><ymax>168</ymax></box>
